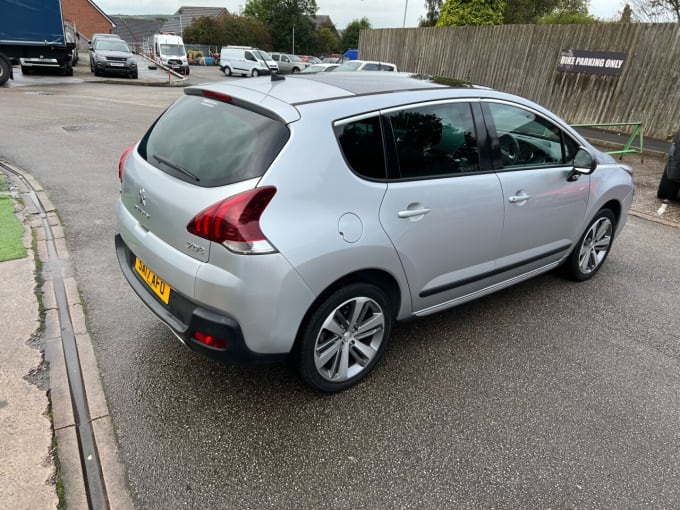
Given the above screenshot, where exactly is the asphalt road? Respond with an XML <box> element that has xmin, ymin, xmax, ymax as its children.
<box><xmin>1</xmin><ymin>72</ymin><xmax>679</xmax><ymax>509</ymax></box>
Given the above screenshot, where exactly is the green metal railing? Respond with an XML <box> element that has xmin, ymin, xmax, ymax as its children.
<box><xmin>571</xmin><ymin>122</ymin><xmax>644</xmax><ymax>162</ymax></box>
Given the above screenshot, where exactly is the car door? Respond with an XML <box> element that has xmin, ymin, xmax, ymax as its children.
<box><xmin>482</xmin><ymin>100</ymin><xmax>589</xmax><ymax>276</ymax></box>
<box><xmin>379</xmin><ymin>100</ymin><xmax>505</xmax><ymax>315</ymax></box>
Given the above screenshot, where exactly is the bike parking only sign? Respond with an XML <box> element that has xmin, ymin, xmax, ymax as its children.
<box><xmin>557</xmin><ymin>49</ymin><xmax>627</xmax><ymax>76</ymax></box>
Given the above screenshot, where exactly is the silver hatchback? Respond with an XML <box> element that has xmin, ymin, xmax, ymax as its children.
<box><xmin>115</xmin><ymin>72</ymin><xmax>634</xmax><ymax>392</ymax></box>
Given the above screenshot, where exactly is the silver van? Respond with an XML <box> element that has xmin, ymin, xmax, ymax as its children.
<box><xmin>218</xmin><ymin>46</ymin><xmax>272</xmax><ymax>77</ymax></box>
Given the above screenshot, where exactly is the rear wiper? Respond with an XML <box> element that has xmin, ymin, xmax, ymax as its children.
<box><xmin>152</xmin><ymin>153</ymin><xmax>200</xmax><ymax>181</ymax></box>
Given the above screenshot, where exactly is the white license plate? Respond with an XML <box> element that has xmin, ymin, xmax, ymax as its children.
<box><xmin>110</xmin><ymin>62</ymin><xmax>124</xmax><ymax>67</ymax></box>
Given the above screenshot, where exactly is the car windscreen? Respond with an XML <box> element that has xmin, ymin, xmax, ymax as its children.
<box><xmin>160</xmin><ymin>44</ymin><xmax>185</xmax><ymax>56</ymax></box>
<box><xmin>138</xmin><ymin>95</ymin><xmax>290</xmax><ymax>188</ymax></box>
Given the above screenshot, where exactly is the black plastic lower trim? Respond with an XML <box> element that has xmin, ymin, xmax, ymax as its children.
<box><xmin>115</xmin><ymin>234</ymin><xmax>286</xmax><ymax>365</ymax></box>
<box><xmin>420</xmin><ymin>243</ymin><xmax>571</xmax><ymax>298</ymax></box>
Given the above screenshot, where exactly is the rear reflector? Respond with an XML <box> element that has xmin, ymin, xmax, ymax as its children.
<box><xmin>193</xmin><ymin>331</ymin><xmax>227</xmax><ymax>350</ymax></box>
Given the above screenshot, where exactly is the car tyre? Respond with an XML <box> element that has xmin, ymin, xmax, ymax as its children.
<box><xmin>251</xmin><ymin>68</ymin><xmax>259</xmax><ymax>77</ymax></box>
<box><xmin>657</xmin><ymin>165</ymin><xmax>680</xmax><ymax>200</ymax></box>
<box><xmin>223</xmin><ymin>66</ymin><xmax>231</xmax><ymax>77</ymax></box>
<box><xmin>292</xmin><ymin>67</ymin><xmax>300</xmax><ymax>74</ymax></box>
<box><xmin>130</xmin><ymin>70</ymin><xmax>138</xmax><ymax>79</ymax></box>
<box><xmin>563</xmin><ymin>209</ymin><xmax>616</xmax><ymax>281</ymax></box>
<box><xmin>295</xmin><ymin>283</ymin><xmax>392</xmax><ymax>393</ymax></box>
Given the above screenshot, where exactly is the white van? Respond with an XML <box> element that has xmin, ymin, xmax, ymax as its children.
<box><xmin>219</xmin><ymin>46</ymin><xmax>275</xmax><ymax>77</ymax></box>
<box><xmin>152</xmin><ymin>33</ymin><xmax>189</xmax><ymax>75</ymax></box>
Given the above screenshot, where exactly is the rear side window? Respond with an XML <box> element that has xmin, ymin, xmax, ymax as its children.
<box><xmin>335</xmin><ymin>116</ymin><xmax>386</xmax><ymax>180</ymax></box>
<box><xmin>139</xmin><ymin>95</ymin><xmax>289</xmax><ymax>187</ymax></box>
<box><xmin>387</xmin><ymin>102</ymin><xmax>480</xmax><ymax>178</ymax></box>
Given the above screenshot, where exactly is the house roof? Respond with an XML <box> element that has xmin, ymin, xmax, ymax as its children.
<box><xmin>159</xmin><ymin>6</ymin><xmax>229</xmax><ymax>34</ymax></box>
<box><xmin>85</xmin><ymin>0</ymin><xmax>116</xmax><ymax>28</ymax></box>
<box><xmin>111</xmin><ymin>16</ymin><xmax>167</xmax><ymax>48</ymax></box>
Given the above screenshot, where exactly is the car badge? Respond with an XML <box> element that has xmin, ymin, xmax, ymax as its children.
<box><xmin>138</xmin><ymin>187</ymin><xmax>147</xmax><ymax>206</ymax></box>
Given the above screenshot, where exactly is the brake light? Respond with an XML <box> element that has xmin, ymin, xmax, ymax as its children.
<box><xmin>201</xmin><ymin>90</ymin><xmax>233</xmax><ymax>103</ymax></box>
<box><xmin>193</xmin><ymin>331</ymin><xmax>227</xmax><ymax>350</ymax></box>
<box><xmin>118</xmin><ymin>144</ymin><xmax>135</xmax><ymax>182</ymax></box>
<box><xmin>187</xmin><ymin>186</ymin><xmax>277</xmax><ymax>254</ymax></box>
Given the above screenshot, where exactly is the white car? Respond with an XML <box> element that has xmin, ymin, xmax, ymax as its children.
<box><xmin>334</xmin><ymin>60</ymin><xmax>398</xmax><ymax>72</ymax></box>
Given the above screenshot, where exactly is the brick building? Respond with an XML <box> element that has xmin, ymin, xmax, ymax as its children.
<box><xmin>61</xmin><ymin>0</ymin><xmax>115</xmax><ymax>42</ymax></box>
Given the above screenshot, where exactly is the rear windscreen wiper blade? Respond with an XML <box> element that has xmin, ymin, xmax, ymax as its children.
<box><xmin>152</xmin><ymin>153</ymin><xmax>200</xmax><ymax>181</ymax></box>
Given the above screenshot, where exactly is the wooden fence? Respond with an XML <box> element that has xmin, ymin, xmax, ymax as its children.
<box><xmin>359</xmin><ymin>23</ymin><xmax>680</xmax><ymax>140</ymax></box>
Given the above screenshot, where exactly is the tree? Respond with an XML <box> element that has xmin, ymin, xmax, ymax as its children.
<box><xmin>619</xmin><ymin>3</ymin><xmax>633</xmax><ymax>22</ymax></box>
<box><xmin>502</xmin><ymin>0</ymin><xmax>560</xmax><ymax>23</ymax></box>
<box><xmin>627</xmin><ymin>0</ymin><xmax>680</xmax><ymax>21</ymax></box>
<box><xmin>243</xmin><ymin>0</ymin><xmax>318</xmax><ymax>52</ymax></box>
<box><xmin>419</xmin><ymin>0</ymin><xmax>443</xmax><ymax>26</ymax></box>
<box><xmin>182</xmin><ymin>14</ymin><xmax>272</xmax><ymax>48</ymax></box>
<box><xmin>536</xmin><ymin>0</ymin><xmax>597</xmax><ymax>23</ymax></box>
<box><xmin>182</xmin><ymin>16</ymin><xmax>220</xmax><ymax>45</ymax></box>
<box><xmin>317</xmin><ymin>26</ymin><xmax>340</xmax><ymax>55</ymax></box>
<box><xmin>340</xmin><ymin>17</ymin><xmax>371</xmax><ymax>50</ymax></box>
<box><xmin>436</xmin><ymin>0</ymin><xmax>505</xmax><ymax>26</ymax></box>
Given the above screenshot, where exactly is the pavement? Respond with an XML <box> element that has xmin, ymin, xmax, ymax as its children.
<box><xmin>0</xmin><ymin>112</ymin><xmax>678</xmax><ymax>509</ymax></box>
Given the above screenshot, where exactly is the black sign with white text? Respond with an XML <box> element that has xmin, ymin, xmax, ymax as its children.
<box><xmin>557</xmin><ymin>49</ymin><xmax>627</xmax><ymax>76</ymax></box>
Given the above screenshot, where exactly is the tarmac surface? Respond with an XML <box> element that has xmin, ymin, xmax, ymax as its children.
<box><xmin>0</xmin><ymin>66</ymin><xmax>679</xmax><ymax>509</ymax></box>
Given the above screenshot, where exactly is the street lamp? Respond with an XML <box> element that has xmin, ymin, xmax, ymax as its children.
<box><xmin>178</xmin><ymin>9</ymin><xmax>183</xmax><ymax>37</ymax></box>
<box><xmin>292</xmin><ymin>24</ymin><xmax>295</xmax><ymax>55</ymax></box>
<box><xmin>402</xmin><ymin>0</ymin><xmax>408</xmax><ymax>28</ymax></box>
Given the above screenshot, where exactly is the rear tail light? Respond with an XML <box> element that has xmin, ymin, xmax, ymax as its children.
<box><xmin>193</xmin><ymin>331</ymin><xmax>227</xmax><ymax>350</ymax></box>
<box><xmin>118</xmin><ymin>144</ymin><xmax>135</xmax><ymax>182</ymax></box>
<box><xmin>187</xmin><ymin>186</ymin><xmax>277</xmax><ymax>255</ymax></box>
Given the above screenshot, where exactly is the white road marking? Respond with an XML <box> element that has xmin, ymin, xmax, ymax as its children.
<box><xmin>657</xmin><ymin>203</ymin><xmax>668</xmax><ymax>216</ymax></box>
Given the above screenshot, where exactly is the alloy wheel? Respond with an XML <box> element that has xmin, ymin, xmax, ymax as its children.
<box><xmin>313</xmin><ymin>296</ymin><xmax>385</xmax><ymax>382</ymax></box>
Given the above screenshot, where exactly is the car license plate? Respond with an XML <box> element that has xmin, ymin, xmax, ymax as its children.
<box><xmin>134</xmin><ymin>257</ymin><xmax>171</xmax><ymax>304</ymax></box>
<box><xmin>110</xmin><ymin>62</ymin><xmax>124</xmax><ymax>67</ymax></box>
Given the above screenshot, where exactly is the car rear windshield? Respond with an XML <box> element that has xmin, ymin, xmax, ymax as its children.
<box><xmin>139</xmin><ymin>95</ymin><xmax>290</xmax><ymax>187</ymax></box>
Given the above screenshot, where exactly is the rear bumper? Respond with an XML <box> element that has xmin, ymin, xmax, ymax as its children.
<box><xmin>115</xmin><ymin>234</ymin><xmax>286</xmax><ymax>365</ymax></box>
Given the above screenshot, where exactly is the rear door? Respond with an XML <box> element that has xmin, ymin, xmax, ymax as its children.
<box><xmin>378</xmin><ymin>100</ymin><xmax>504</xmax><ymax>315</ymax></box>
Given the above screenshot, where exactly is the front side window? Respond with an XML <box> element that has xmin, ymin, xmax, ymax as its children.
<box><xmin>245</xmin><ymin>51</ymin><xmax>256</xmax><ymax>62</ymax></box>
<box><xmin>487</xmin><ymin>102</ymin><xmax>578</xmax><ymax>169</ymax></box>
<box><xmin>387</xmin><ymin>102</ymin><xmax>480</xmax><ymax>178</ymax></box>
<box><xmin>335</xmin><ymin>116</ymin><xmax>386</xmax><ymax>180</ymax></box>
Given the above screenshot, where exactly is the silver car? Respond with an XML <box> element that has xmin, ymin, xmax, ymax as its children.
<box><xmin>115</xmin><ymin>72</ymin><xmax>634</xmax><ymax>392</ymax></box>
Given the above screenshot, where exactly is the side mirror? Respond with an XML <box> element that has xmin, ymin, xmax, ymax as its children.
<box><xmin>568</xmin><ymin>147</ymin><xmax>597</xmax><ymax>181</ymax></box>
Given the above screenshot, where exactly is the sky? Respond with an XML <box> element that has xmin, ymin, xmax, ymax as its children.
<box><xmin>94</xmin><ymin>0</ymin><xmax>626</xmax><ymax>30</ymax></box>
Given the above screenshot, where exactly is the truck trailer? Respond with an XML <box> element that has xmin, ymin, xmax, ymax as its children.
<box><xmin>0</xmin><ymin>0</ymin><xmax>76</xmax><ymax>85</ymax></box>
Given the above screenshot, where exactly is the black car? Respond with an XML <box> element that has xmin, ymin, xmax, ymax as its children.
<box><xmin>658</xmin><ymin>129</ymin><xmax>680</xmax><ymax>201</ymax></box>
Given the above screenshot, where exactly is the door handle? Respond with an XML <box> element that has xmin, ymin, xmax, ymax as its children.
<box><xmin>508</xmin><ymin>194</ymin><xmax>532</xmax><ymax>203</ymax></box>
<box><xmin>398</xmin><ymin>208</ymin><xmax>431</xmax><ymax>218</ymax></box>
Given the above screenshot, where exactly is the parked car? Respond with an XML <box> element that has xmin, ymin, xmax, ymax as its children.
<box><xmin>300</xmin><ymin>63</ymin><xmax>339</xmax><ymax>73</ymax></box>
<box><xmin>657</xmin><ymin>128</ymin><xmax>680</xmax><ymax>201</ymax></box>
<box><xmin>88</xmin><ymin>33</ymin><xmax>120</xmax><ymax>72</ymax></box>
<box><xmin>219</xmin><ymin>46</ymin><xmax>273</xmax><ymax>77</ymax></box>
<box><xmin>270</xmin><ymin>52</ymin><xmax>308</xmax><ymax>73</ymax></box>
<box><xmin>115</xmin><ymin>72</ymin><xmax>634</xmax><ymax>393</ymax></box>
<box><xmin>298</xmin><ymin>55</ymin><xmax>321</xmax><ymax>64</ymax></box>
<box><xmin>90</xmin><ymin>38</ymin><xmax>137</xmax><ymax>78</ymax></box>
<box><xmin>334</xmin><ymin>60</ymin><xmax>398</xmax><ymax>72</ymax></box>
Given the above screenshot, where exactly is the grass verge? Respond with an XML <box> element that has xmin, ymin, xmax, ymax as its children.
<box><xmin>0</xmin><ymin>174</ymin><xmax>27</xmax><ymax>261</ymax></box>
